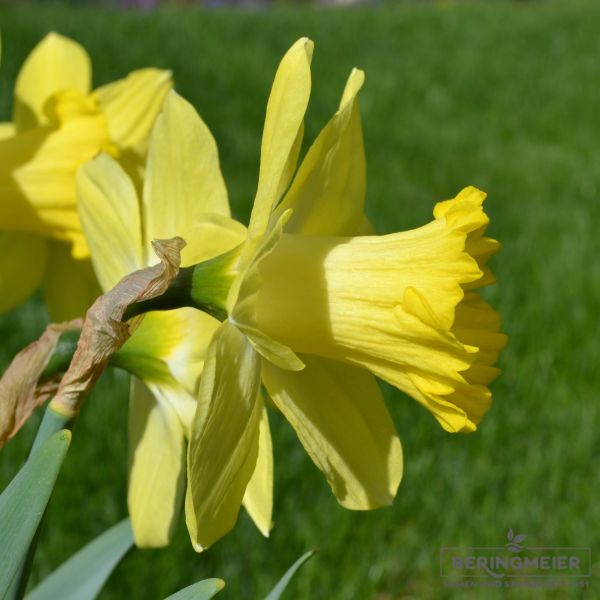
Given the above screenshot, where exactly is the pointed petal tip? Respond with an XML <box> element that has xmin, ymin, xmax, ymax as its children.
<box><xmin>191</xmin><ymin>540</ymin><xmax>207</xmax><ymax>553</ymax></box>
<box><xmin>339</xmin><ymin>67</ymin><xmax>365</xmax><ymax>109</ymax></box>
<box><xmin>350</xmin><ymin>67</ymin><xmax>365</xmax><ymax>80</ymax></box>
<box><xmin>44</xmin><ymin>31</ymin><xmax>74</xmax><ymax>44</ymax></box>
<box><xmin>259</xmin><ymin>520</ymin><xmax>274</xmax><ymax>538</ymax></box>
<box><xmin>157</xmin><ymin>68</ymin><xmax>174</xmax><ymax>84</ymax></box>
<box><xmin>34</xmin><ymin>31</ymin><xmax>88</xmax><ymax>61</ymax></box>
<box><xmin>294</xmin><ymin>37</ymin><xmax>314</xmax><ymax>60</ymax></box>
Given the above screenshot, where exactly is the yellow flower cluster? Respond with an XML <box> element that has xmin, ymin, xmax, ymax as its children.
<box><xmin>0</xmin><ymin>33</ymin><xmax>172</xmax><ymax>319</ymax></box>
<box><xmin>1</xmin><ymin>34</ymin><xmax>506</xmax><ymax>551</ymax></box>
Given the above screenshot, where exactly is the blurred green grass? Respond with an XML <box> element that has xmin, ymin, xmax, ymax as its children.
<box><xmin>1</xmin><ymin>2</ymin><xmax>599</xmax><ymax>598</ymax></box>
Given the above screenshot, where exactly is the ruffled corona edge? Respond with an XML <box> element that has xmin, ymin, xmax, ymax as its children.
<box><xmin>398</xmin><ymin>186</ymin><xmax>507</xmax><ymax>432</ymax></box>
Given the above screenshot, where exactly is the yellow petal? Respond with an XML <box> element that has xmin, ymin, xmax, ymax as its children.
<box><xmin>116</xmin><ymin>308</ymin><xmax>220</xmax><ymax>422</ymax></box>
<box><xmin>247</xmin><ymin>38</ymin><xmax>313</xmax><ymax>240</ymax></box>
<box><xmin>77</xmin><ymin>153</ymin><xmax>144</xmax><ymax>291</ymax></box>
<box><xmin>275</xmin><ymin>68</ymin><xmax>367</xmax><ymax>236</ymax></box>
<box><xmin>128</xmin><ymin>378</ymin><xmax>186</xmax><ymax>548</ymax></box>
<box><xmin>142</xmin><ymin>91</ymin><xmax>231</xmax><ymax>256</ymax></box>
<box><xmin>242</xmin><ymin>402</ymin><xmax>274</xmax><ymax>536</ymax></box>
<box><xmin>93</xmin><ymin>68</ymin><xmax>173</xmax><ymax>157</ymax></box>
<box><xmin>42</xmin><ymin>240</ymin><xmax>101</xmax><ymax>321</ymax></box>
<box><xmin>232</xmin><ymin>210</ymin><xmax>303</xmax><ymax>371</ymax></box>
<box><xmin>186</xmin><ymin>322</ymin><xmax>262</xmax><ymax>550</ymax></box>
<box><xmin>256</xmin><ymin>188</ymin><xmax>505</xmax><ymax>433</ymax></box>
<box><xmin>141</xmin><ymin>90</ymin><xmax>245</xmax><ymax>266</ymax></box>
<box><xmin>0</xmin><ymin>122</ymin><xmax>16</xmax><ymax>140</ymax></box>
<box><xmin>14</xmin><ymin>32</ymin><xmax>91</xmax><ymax>131</ymax></box>
<box><xmin>0</xmin><ymin>90</ymin><xmax>113</xmax><ymax>243</ymax></box>
<box><xmin>179</xmin><ymin>213</ymin><xmax>247</xmax><ymax>268</ymax></box>
<box><xmin>0</xmin><ymin>232</ymin><xmax>46</xmax><ymax>313</ymax></box>
<box><xmin>263</xmin><ymin>355</ymin><xmax>402</xmax><ymax>509</ymax></box>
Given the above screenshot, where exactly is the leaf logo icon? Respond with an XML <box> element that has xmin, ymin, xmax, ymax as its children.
<box><xmin>506</xmin><ymin>529</ymin><xmax>527</xmax><ymax>553</ymax></box>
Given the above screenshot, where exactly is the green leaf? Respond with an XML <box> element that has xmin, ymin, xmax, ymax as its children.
<box><xmin>26</xmin><ymin>519</ymin><xmax>133</xmax><ymax>600</ymax></box>
<box><xmin>0</xmin><ymin>430</ymin><xmax>71</xmax><ymax>597</ymax></box>
<box><xmin>31</xmin><ymin>406</ymin><xmax>74</xmax><ymax>453</ymax></box>
<box><xmin>264</xmin><ymin>550</ymin><xmax>316</xmax><ymax>600</ymax></box>
<box><xmin>163</xmin><ymin>578</ymin><xmax>225</xmax><ymax>600</ymax></box>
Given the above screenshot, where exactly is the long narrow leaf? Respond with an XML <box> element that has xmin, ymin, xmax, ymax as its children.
<box><xmin>264</xmin><ymin>550</ymin><xmax>316</xmax><ymax>600</ymax></box>
<box><xmin>163</xmin><ymin>578</ymin><xmax>225</xmax><ymax>600</ymax></box>
<box><xmin>0</xmin><ymin>430</ymin><xmax>71</xmax><ymax>597</ymax></box>
<box><xmin>26</xmin><ymin>519</ymin><xmax>133</xmax><ymax>600</ymax></box>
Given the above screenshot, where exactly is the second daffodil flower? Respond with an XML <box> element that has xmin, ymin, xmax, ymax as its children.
<box><xmin>185</xmin><ymin>38</ymin><xmax>507</xmax><ymax>550</ymax></box>
<box><xmin>0</xmin><ymin>32</ymin><xmax>172</xmax><ymax>320</ymax></box>
<box><xmin>76</xmin><ymin>91</ymin><xmax>246</xmax><ymax>548</ymax></box>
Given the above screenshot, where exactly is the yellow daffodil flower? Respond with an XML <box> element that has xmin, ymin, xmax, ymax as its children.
<box><xmin>76</xmin><ymin>90</ymin><xmax>248</xmax><ymax>548</ymax></box>
<box><xmin>185</xmin><ymin>38</ymin><xmax>506</xmax><ymax>551</ymax></box>
<box><xmin>0</xmin><ymin>32</ymin><xmax>172</xmax><ymax>320</ymax></box>
<box><xmin>185</xmin><ymin>38</ymin><xmax>405</xmax><ymax>551</ymax></box>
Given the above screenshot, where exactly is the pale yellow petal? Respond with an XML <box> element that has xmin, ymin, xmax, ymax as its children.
<box><xmin>242</xmin><ymin>402</ymin><xmax>274</xmax><ymax>536</ymax></box>
<box><xmin>0</xmin><ymin>125</ymin><xmax>64</xmax><ymax>236</ymax></box>
<box><xmin>0</xmin><ymin>122</ymin><xmax>16</xmax><ymax>140</ymax></box>
<box><xmin>263</xmin><ymin>355</ymin><xmax>402</xmax><ymax>509</ymax></box>
<box><xmin>142</xmin><ymin>91</ymin><xmax>246</xmax><ymax>266</ymax></box>
<box><xmin>14</xmin><ymin>32</ymin><xmax>91</xmax><ymax>130</ymax></box>
<box><xmin>93</xmin><ymin>68</ymin><xmax>173</xmax><ymax>157</ymax></box>
<box><xmin>231</xmin><ymin>210</ymin><xmax>303</xmax><ymax>371</ymax></box>
<box><xmin>116</xmin><ymin>308</ymin><xmax>220</xmax><ymax>414</ymax></box>
<box><xmin>0</xmin><ymin>91</ymin><xmax>113</xmax><ymax>242</ymax></box>
<box><xmin>77</xmin><ymin>153</ymin><xmax>144</xmax><ymax>291</ymax></box>
<box><xmin>128</xmin><ymin>378</ymin><xmax>186</xmax><ymax>548</ymax></box>
<box><xmin>142</xmin><ymin>91</ymin><xmax>231</xmax><ymax>255</ymax></box>
<box><xmin>186</xmin><ymin>322</ymin><xmax>262</xmax><ymax>551</ymax></box>
<box><xmin>0</xmin><ymin>232</ymin><xmax>46</xmax><ymax>313</ymax></box>
<box><xmin>247</xmin><ymin>38</ymin><xmax>313</xmax><ymax>240</ymax></box>
<box><xmin>179</xmin><ymin>213</ymin><xmax>247</xmax><ymax>268</ymax></box>
<box><xmin>42</xmin><ymin>240</ymin><xmax>101</xmax><ymax>321</ymax></box>
<box><xmin>275</xmin><ymin>68</ymin><xmax>367</xmax><ymax>236</ymax></box>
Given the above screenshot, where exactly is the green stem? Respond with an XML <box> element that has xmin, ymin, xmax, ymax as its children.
<box><xmin>123</xmin><ymin>248</ymin><xmax>236</xmax><ymax>321</ymax></box>
<box><xmin>40</xmin><ymin>247</ymin><xmax>238</xmax><ymax>382</ymax></box>
<box><xmin>122</xmin><ymin>266</ymin><xmax>197</xmax><ymax>320</ymax></box>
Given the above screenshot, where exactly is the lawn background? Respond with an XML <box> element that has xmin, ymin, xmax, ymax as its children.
<box><xmin>1</xmin><ymin>1</ymin><xmax>599</xmax><ymax>598</ymax></box>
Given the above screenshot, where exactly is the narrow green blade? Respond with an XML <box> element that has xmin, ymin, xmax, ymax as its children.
<box><xmin>163</xmin><ymin>578</ymin><xmax>225</xmax><ymax>600</ymax></box>
<box><xmin>0</xmin><ymin>430</ymin><xmax>71</xmax><ymax>596</ymax></box>
<box><xmin>264</xmin><ymin>550</ymin><xmax>316</xmax><ymax>600</ymax></box>
<box><xmin>26</xmin><ymin>519</ymin><xmax>133</xmax><ymax>600</ymax></box>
